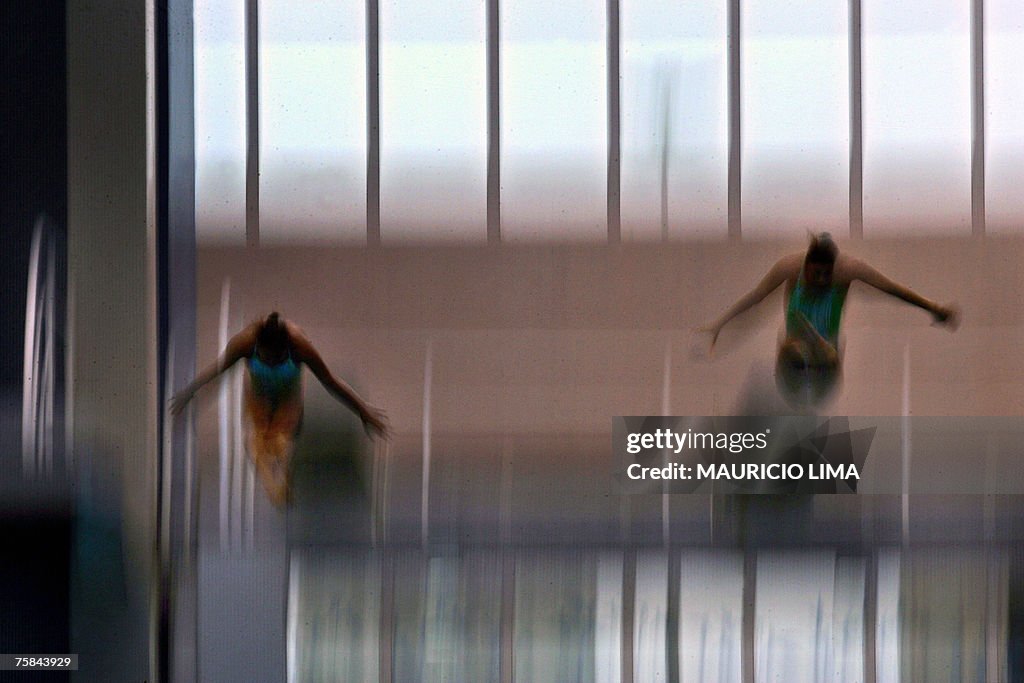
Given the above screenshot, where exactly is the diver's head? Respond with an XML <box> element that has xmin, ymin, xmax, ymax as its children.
<box><xmin>803</xmin><ymin>232</ymin><xmax>837</xmax><ymax>289</ymax></box>
<box><xmin>256</xmin><ymin>312</ymin><xmax>289</xmax><ymax>362</ymax></box>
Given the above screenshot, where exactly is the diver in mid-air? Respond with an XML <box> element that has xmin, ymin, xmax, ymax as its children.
<box><xmin>171</xmin><ymin>312</ymin><xmax>389</xmax><ymax>507</ymax></box>
<box><xmin>700</xmin><ymin>233</ymin><xmax>959</xmax><ymax>406</ymax></box>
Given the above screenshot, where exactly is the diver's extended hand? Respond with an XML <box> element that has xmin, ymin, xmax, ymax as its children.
<box><xmin>931</xmin><ymin>303</ymin><xmax>960</xmax><ymax>331</ymax></box>
<box><xmin>360</xmin><ymin>405</ymin><xmax>391</xmax><ymax>440</ymax></box>
<box><xmin>695</xmin><ymin>323</ymin><xmax>722</xmax><ymax>354</ymax></box>
<box><xmin>169</xmin><ymin>389</ymin><xmax>194</xmax><ymax>416</ymax></box>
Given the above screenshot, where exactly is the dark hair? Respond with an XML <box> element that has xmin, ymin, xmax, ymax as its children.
<box><xmin>806</xmin><ymin>232</ymin><xmax>838</xmax><ymax>265</ymax></box>
<box><xmin>257</xmin><ymin>312</ymin><xmax>288</xmax><ymax>351</ymax></box>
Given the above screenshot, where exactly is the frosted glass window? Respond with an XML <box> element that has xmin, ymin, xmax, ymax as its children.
<box><xmin>379</xmin><ymin>0</ymin><xmax>487</xmax><ymax>243</ymax></box>
<box><xmin>742</xmin><ymin>0</ymin><xmax>848</xmax><ymax>238</ymax></box>
<box><xmin>986</xmin><ymin>0</ymin><xmax>1024</xmax><ymax>234</ymax></box>
<box><xmin>514</xmin><ymin>552</ymin><xmax>597</xmax><ymax>680</ymax></box>
<box><xmin>634</xmin><ymin>551</ymin><xmax>667</xmax><ymax>682</ymax></box>
<box><xmin>863</xmin><ymin>1</ymin><xmax>971</xmax><ymax>236</ymax></box>
<box><xmin>502</xmin><ymin>0</ymin><xmax>607</xmax><ymax>242</ymax></box>
<box><xmin>621</xmin><ymin>0</ymin><xmax>728</xmax><ymax>241</ymax></box>
<box><xmin>260</xmin><ymin>0</ymin><xmax>367</xmax><ymax>244</ymax></box>
<box><xmin>755</xmin><ymin>551</ymin><xmax>837</xmax><ymax>683</ymax></box>
<box><xmin>195</xmin><ymin>0</ymin><xmax>246</xmax><ymax>244</ymax></box>
<box><xmin>678</xmin><ymin>551</ymin><xmax>743</xmax><ymax>682</ymax></box>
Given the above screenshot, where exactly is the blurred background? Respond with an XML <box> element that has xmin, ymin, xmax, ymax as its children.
<box><xmin>4</xmin><ymin>0</ymin><xmax>1024</xmax><ymax>681</ymax></box>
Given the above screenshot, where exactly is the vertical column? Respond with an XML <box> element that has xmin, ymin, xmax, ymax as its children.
<box><xmin>849</xmin><ymin>0</ymin><xmax>864</xmax><ymax>238</ymax></box>
<box><xmin>367</xmin><ymin>0</ymin><xmax>381</xmax><ymax>245</ymax></box>
<box><xmin>971</xmin><ymin>0</ymin><xmax>986</xmax><ymax>236</ymax></box>
<box><xmin>727</xmin><ymin>0</ymin><xmax>742</xmax><ymax>239</ymax></box>
<box><xmin>487</xmin><ymin>0</ymin><xmax>501</xmax><ymax>242</ymax></box>
<box><xmin>67</xmin><ymin>0</ymin><xmax>158</xmax><ymax>678</ymax></box>
<box><xmin>162</xmin><ymin>0</ymin><xmax>198</xmax><ymax>680</ymax></box>
<box><xmin>607</xmin><ymin>0</ymin><xmax>621</xmax><ymax>243</ymax></box>
<box><xmin>245</xmin><ymin>0</ymin><xmax>260</xmax><ymax>246</ymax></box>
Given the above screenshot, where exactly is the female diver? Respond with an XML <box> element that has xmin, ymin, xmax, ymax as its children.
<box><xmin>701</xmin><ymin>233</ymin><xmax>959</xmax><ymax>406</ymax></box>
<box><xmin>170</xmin><ymin>312</ymin><xmax>389</xmax><ymax>507</ymax></box>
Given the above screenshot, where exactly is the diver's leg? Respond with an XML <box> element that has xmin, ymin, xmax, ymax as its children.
<box><xmin>790</xmin><ymin>311</ymin><xmax>839</xmax><ymax>368</ymax></box>
<box><xmin>776</xmin><ymin>339</ymin><xmax>813</xmax><ymax>403</ymax></box>
<box><xmin>245</xmin><ymin>391</ymin><xmax>292</xmax><ymax>508</ymax></box>
<box><xmin>261</xmin><ymin>392</ymin><xmax>303</xmax><ymax>507</ymax></box>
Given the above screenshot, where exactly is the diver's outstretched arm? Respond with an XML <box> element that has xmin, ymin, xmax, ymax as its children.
<box><xmin>699</xmin><ymin>257</ymin><xmax>794</xmax><ymax>349</ymax></box>
<box><xmin>170</xmin><ymin>326</ymin><xmax>255</xmax><ymax>414</ymax></box>
<box><xmin>850</xmin><ymin>260</ymin><xmax>959</xmax><ymax>329</ymax></box>
<box><xmin>291</xmin><ymin>334</ymin><xmax>390</xmax><ymax>439</ymax></box>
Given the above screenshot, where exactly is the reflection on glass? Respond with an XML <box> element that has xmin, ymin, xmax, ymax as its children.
<box><xmin>621</xmin><ymin>0</ymin><xmax>728</xmax><ymax>241</ymax></box>
<box><xmin>872</xmin><ymin>548</ymin><xmax>897</xmax><ymax>683</ymax></box>
<box><xmin>755</xmin><ymin>550</ymin><xmax>836</xmax><ymax>682</ymax></box>
<box><xmin>985</xmin><ymin>0</ymin><xmax>1024</xmax><ymax>234</ymax></box>
<box><xmin>678</xmin><ymin>551</ymin><xmax>743</xmax><ymax>681</ymax></box>
<box><xmin>195</xmin><ymin>0</ymin><xmax>246</xmax><ymax>244</ymax></box>
<box><xmin>260</xmin><ymin>0</ymin><xmax>366</xmax><ymax>244</ymax></box>
<box><xmin>380</xmin><ymin>0</ymin><xmax>487</xmax><ymax>243</ymax></box>
<box><xmin>514</xmin><ymin>551</ymin><xmax>596</xmax><ymax>680</ymax></box>
<box><xmin>501</xmin><ymin>0</ymin><xmax>606</xmax><ymax>242</ymax></box>
<box><xmin>863</xmin><ymin>0</ymin><xmax>971</xmax><ymax>236</ymax></box>
<box><xmin>902</xmin><ymin>549</ymin><xmax>992</xmax><ymax>681</ymax></box>
<box><xmin>595</xmin><ymin>552</ymin><xmax>623</xmax><ymax>683</ymax></box>
<box><xmin>290</xmin><ymin>550</ymin><xmax>380</xmax><ymax>681</ymax></box>
<box><xmin>634</xmin><ymin>551</ymin><xmax>667</xmax><ymax>681</ymax></box>
<box><xmin>830</xmin><ymin>557</ymin><xmax>866</xmax><ymax>682</ymax></box>
<box><xmin>742</xmin><ymin>0</ymin><xmax>848</xmax><ymax>238</ymax></box>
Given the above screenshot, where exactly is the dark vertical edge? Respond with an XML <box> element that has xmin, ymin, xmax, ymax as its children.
<box><xmin>486</xmin><ymin>0</ymin><xmax>501</xmax><ymax>243</ymax></box>
<box><xmin>741</xmin><ymin>551</ymin><xmax>756</xmax><ymax>683</ymax></box>
<box><xmin>727</xmin><ymin>0</ymin><xmax>742</xmax><ymax>240</ymax></box>
<box><xmin>607</xmin><ymin>0</ymin><xmax>621</xmax><ymax>244</ymax></box>
<box><xmin>666</xmin><ymin>549</ymin><xmax>680</xmax><ymax>683</ymax></box>
<box><xmin>621</xmin><ymin>549</ymin><xmax>636</xmax><ymax>683</ymax></box>
<box><xmin>162</xmin><ymin>0</ymin><xmax>198</xmax><ymax>680</ymax></box>
<box><xmin>849</xmin><ymin>0</ymin><xmax>863</xmax><ymax>239</ymax></box>
<box><xmin>161</xmin><ymin>0</ymin><xmax>197</xmax><ymax>679</ymax></box>
<box><xmin>971</xmin><ymin>0</ymin><xmax>985</xmax><ymax>236</ymax></box>
<box><xmin>156</xmin><ymin>1</ymin><xmax>171</xmax><ymax>678</ymax></box>
<box><xmin>378</xmin><ymin>550</ymin><xmax>395</xmax><ymax>683</ymax></box>
<box><xmin>244</xmin><ymin>0</ymin><xmax>259</xmax><ymax>247</ymax></box>
<box><xmin>499</xmin><ymin>549</ymin><xmax>516</xmax><ymax>683</ymax></box>
<box><xmin>366</xmin><ymin>0</ymin><xmax>381</xmax><ymax>245</ymax></box>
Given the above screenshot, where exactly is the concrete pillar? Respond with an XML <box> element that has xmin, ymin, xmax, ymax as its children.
<box><xmin>67</xmin><ymin>1</ymin><xmax>157</xmax><ymax>680</ymax></box>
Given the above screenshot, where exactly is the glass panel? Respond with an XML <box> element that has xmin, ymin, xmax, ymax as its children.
<box><xmin>380</xmin><ymin>0</ymin><xmax>487</xmax><ymax>243</ymax></box>
<box><xmin>634</xmin><ymin>551</ymin><xmax>667</xmax><ymax>681</ymax></box>
<box><xmin>195</xmin><ymin>0</ymin><xmax>246</xmax><ymax>244</ymax></box>
<box><xmin>260</xmin><ymin>0</ymin><xmax>367</xmax><ymax>244</ymax></box>
<box><xmin>621</xmin><ymin>0</ymin><xmax>728</xmax><ymax>241</ymax></box>
<box><xmin>678</xmin><ymin>550</ymin><xmax>743</xmax><ymax>682</ymax></box>
<box><xmin>290</xmin><ymin>550</ymin><xmax>380</xmax><ymax>680</ymax></box>
<box><xmin>755</xmin><ymin>550</ymin><xmax>836</xmax><ymax>682</ymax></box>
<box><xmin>502</xmin><ymin>0</ymin><xmax>607</xmax><ymax>242</ymax></box>
<box><xmin>595</xmin><ymin>552</ymin><xmax>623</xmax><ymax>683</ymax></box>
<box><xmin>514</xmin><ymin>550</ymin><xmax>597</xmax><ymax>679</ymax></box>
<box><xmin>863</xmin><ymin>0</ymin><xmax>971</xmax><ymax>236</ymax></box>
<box><xmin>986</xmin><ymin>0</ymin><xmax>1024</xmax><ymax>234</ymax></box>
<box><xmin>742</xmin><ymin>0</ymin><xmax>848</xmax><ymax>238</ymax></box>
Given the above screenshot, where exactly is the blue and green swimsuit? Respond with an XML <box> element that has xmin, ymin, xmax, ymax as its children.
<box><xmin>247</xmin><ymin>347</ymin><xmax>301</xmax><ymax>402</ymax></box>
<box><xmin>786</xmin><ymin>277</ymin><xmax>846</xmax><ymax>348</ymax></box>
